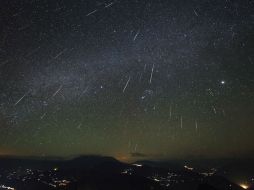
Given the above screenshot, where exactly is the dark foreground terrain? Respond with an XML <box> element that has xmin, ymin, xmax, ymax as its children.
<box><xmin>0</xmin><ymin>156</ymin><xmax>253</xmax><ymax>190</ymax></box>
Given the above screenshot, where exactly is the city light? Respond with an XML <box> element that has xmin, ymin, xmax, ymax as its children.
<box><xmin>184</xmin><ymin>165</ymin><xmax>194</xmax><ymax>171</ymax></box>
<box><xmin>239</xmin><ymin>183</ymin><xmax>249</xmax><ymax>189</ymax></box>
<box><xmin>132</xmin><ymin>164</ymin><xmax>143</xmax><ymax>167</ymax></box>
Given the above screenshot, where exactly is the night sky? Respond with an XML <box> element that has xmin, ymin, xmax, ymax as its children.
<box><xmin>0</xmin><ymin>0</ymin><xmax>254</xmax><ymax>161</ymax></box>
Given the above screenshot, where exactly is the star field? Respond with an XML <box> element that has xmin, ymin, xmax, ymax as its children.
<box><xmin>0</xmin><ymin>0</ymin><xmax>254</xmax><ymax>161</ymax></box>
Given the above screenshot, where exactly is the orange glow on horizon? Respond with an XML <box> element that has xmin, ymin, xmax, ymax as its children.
<box><xmin>115</xmin><ymin>154</ymin><xmax>131</xmax><ymax>163</ymax></box>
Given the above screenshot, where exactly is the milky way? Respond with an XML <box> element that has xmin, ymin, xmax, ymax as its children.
<box><xmin>0</xmin><ymin>0</ymin><xmax>254</xmax><ymax>161</ymax></box>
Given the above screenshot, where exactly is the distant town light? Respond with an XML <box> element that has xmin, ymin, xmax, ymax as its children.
<box><xmin>0</xmin><ymin>185</ymin><xmax>15</xmax><ymax>190</ymax></box>
<box><xmin>132</xmin><ymin>164</ymin><xmax>143</xmax><ymax>167</ymax></box>
<box><xmin>184</xmin><ymin>165</ymin><xmax>194</xmax><ymax>171</ymax></box>
<box><xmin>153</xmin><ymin>178</ymin><xmax>160</xmax><ymax>182</ymax></box>
<box><xmin>239</xmin><ymin>183</ymin><xmax>249</xmax><ymax>189</ymax></box>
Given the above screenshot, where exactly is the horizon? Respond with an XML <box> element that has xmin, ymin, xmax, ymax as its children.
<box><xmin>1</xmin><ymin>153</ymin><xmax>254</xmax><ymax>163</ymax></box>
